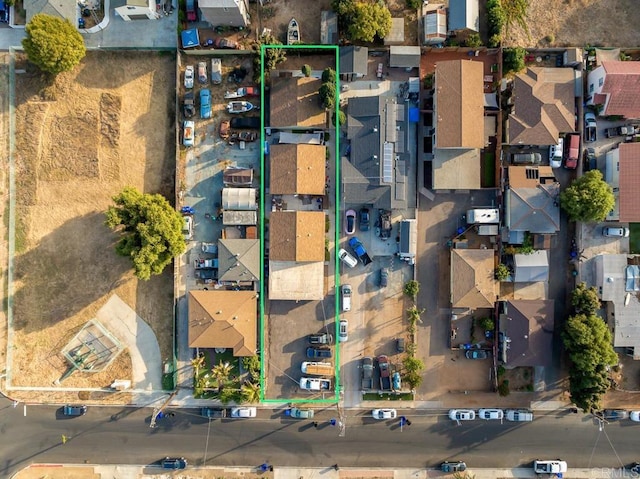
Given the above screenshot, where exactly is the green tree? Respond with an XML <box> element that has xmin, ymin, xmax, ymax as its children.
<box><xmin>22</xmin><ymin>14</ymin><xmax>86</xmax><ymax>75</ymax></box>
<box><xmin>105</xmin><ymin>186</ymin><xmax>186</xmax><ymax>281</ymax></box>
<box><xmin>301</xmin><ymin>64</ymin><xmax>312</xmax><ymax>77</ymax></box>
<box><xmin>406</xmin><ymin>0</ymin><xmax>421</xmax><ymax>8</ymax></box>
<box><xmin>218</xmin><ymin>386</ymin><xmax>237</xmax><ymax>404</ymax></box>
<box><xmin>191</xmin><ymin>354</ymin><xmax>206</xmax><ymax>379</ymax></box>
<box><xmin>347</xmin><ymin>2</ymin><xmax>392</xmax><ymax>43</ymax></box>
<box><xmin>571</xmin><ymin>282</ymin><xmax>601</xmax><ymax>315</ymax></box>
<box><xmin>495</xmin><ymin>263</ymin><xmax>510</xmax><ymax>281</ymax></box>
<box><xmin>332</xmin><ymin>109</ymin><xmax>346</xmax><ymax>127</ymax></box>
<box><xmin>319</xmin><ymin>82</ymin><xmax>336</xmax><ymax>110</ymax></box>
<box><xmin>211</xmin><ymin>361</ymin><xmax>233</xmax><ymax>390</ymax></box>
<box><xmin>322</xmin><ymin>67</ymin><xmax>337</xmax><ymax>84</ymax></box>
<box><xmin>403</xmin><ymin>356</ymin><xmax>424</xmax><ymax>389</ymax></box>
<box><xmin>241</xmin><ymin>380</ymin><xmax>261</xmax><ymax>403</ymax></box>
<box><xmin>503</xmin><ymin>47</ymin><xmax>526</xmax><ymax>74</ymax></box>
<box><xmin>560</xmin><ymin>170</ymin><xmax>615</xmax><ymax>222</ymax></box>
<box><xmin>486</xmin><ymin>0</ymin><xmax>505</xmax><ymax>46</ymax></box>
<box><xmin>403</xmin><ymin>280</ymin><xmax>420</xmax><ymax>298</ymax></box>
<box><xmin>252</xmin><ymin>32</ymin><xmax>286</xmax><ymax>84</ymax></box>
<box><xmin>465</xmin><ymin>33</ymin><xmax>483</xmax><ymax>48</ymax></box>
<box><xmin>332</xmin><ymin>0</ymin><xmax>356</xmax><ymax>31</ymax></box>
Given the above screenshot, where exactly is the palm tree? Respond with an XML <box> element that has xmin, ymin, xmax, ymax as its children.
<box><xmin>211</xmin><ymin>361</ymin><xmax>233</xmax><ymax>390</ymax></box>
<box><xmin>191</xmin><ymin>353</ymin><xmax>206</xmax><ymax>380</ymax></box>
<box><xmin>241</xmin><ymin>380</ymin><xmax>261</xmax><ymax>404</ymax></box>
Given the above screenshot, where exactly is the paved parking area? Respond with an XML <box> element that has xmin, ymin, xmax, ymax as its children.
<box><xmin>265</xmin><ymin>298</ymin><xmax>337</xmax><ymax>399</ymax></box>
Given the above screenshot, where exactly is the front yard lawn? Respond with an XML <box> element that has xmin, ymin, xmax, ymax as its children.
<box><xmin>629</xmin><ymin>223</ymin><xmax>640</xmax><ymax>254</ymax></box>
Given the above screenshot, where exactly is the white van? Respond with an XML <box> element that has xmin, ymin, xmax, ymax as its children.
<box><xmin>341</xmin><ymin>284</ymin><xmax>352</xmax><ymax>312</ymax></box>
<box><xmin>338</xmin><ymin>248</ymin><xmax>357</xmax><ymax>268</ymax></box>
<box><xmin>549</xmin><ymin>138</ymin><xmax>563</xmax><ymax>168</ymax></box>
<box><xmin>466</xmin><ymin>209</ymin><xmax>499</xmax><ymax>224</ymax></box>
<box><xmin>505</xmin><ymin>409</ymin><xmax>533</xmax><ymax>422</ymax></box>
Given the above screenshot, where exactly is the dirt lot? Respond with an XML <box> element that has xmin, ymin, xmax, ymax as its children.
<box><xmin>9</xmin><ymin>51</ymin><xmax>175</xmax><ymax>396</ymax></box>
<box><xmin>250</xmin><ymin>0</ymin><xmax>332</xmax><ymax>45</ymax></box>
<box><xmin>506</xmin><ymin>0</ymin><xmax>640</xmax><ymax>47</ymax></box>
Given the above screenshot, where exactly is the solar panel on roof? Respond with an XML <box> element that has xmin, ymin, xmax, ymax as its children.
<box><xmin>382</xmin><ymin>142</ymin><xmax>393</xmax><ymax>183</ymax></box>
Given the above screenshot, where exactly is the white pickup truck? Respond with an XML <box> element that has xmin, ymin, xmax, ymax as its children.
<box><xmin>299</xmin><ymin>377</ymin><xmax>331</xmax><ymax>391</ymax></box>
<box><xmin>194</xmin><ymin>258</ymin><xmax>218</xmax><ymax>269</ymax></box>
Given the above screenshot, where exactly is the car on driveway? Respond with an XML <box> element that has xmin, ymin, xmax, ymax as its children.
<box><xmin>341</xmin><ymin>284</ymin><xmax>352</xmax><ymax>312</ymax></box>
<box><xmin>161</xmin><ymin>457</ymin><xmax>187</xmax><ymax>469</ymax></box>
<box><xmin>630</xmin><ymin>411</ymin><xmax>640</xmax><ymax>422</ymax></box>
<box><xmin>359</xmin><ymin>208</ymin><xmax>370</xmax><ymax>231</ymax></box>
<box><xmin>584</xmin><ymin>147</ymin><xmax>597</xmax><ymax>171</ymax></box>
<box><xmin>345</xmin><ymin>209</ymin><xmax>356</xmax><ymax>235</ymax></box>
<box><xmin>465</xmin><ymin>349</ymin><xmax>489</xmax><ymax>360</ymax></box>
<box><xmin>230</xmin><ymin>407</ymin><xmax>256</xmax><ymax>418</ymax></box>
<box><xmin>584</xmin><ymin>112</ymin><xmax>597</xmax><ymax>143</ymax></box>
<box><xmin>449</xmin><ymin>409</ymin><xmax>475</xmax><ymax>421</ymax></box>
<box><xmin>372</xmin><ymin>409</ymin><xmax>397</xmax><ymax>420</ymax></box>
<box><xmin>306</xmin><ymin>347</ymin><xmax>332</xmax><ymax>359</ymax></box>
<box><xmin>183</xmin><ymin>120</ymin><xmax>195</xmax><ymax>147</ymax></box>
<box><xmin>441</xmin><ymin>461</ymin><xmax>467</xmax><ymax>473</ymax></box>
<box><xmin>338</xmin><ymin>248</ymin><xmax>358</xmax><ymax>268</ymax></box>
<box><xmin>379</xmin><ymin>268</ymin><xmax>388</xmax><ymax>287</ymax></box>
<box><xmin>603</xmin><ymin>227</ymin><xmax>629</xmax><ymax>237</ymax></box>
<box><xmin>182</xmin><ymin>215</ymin><xmax>194</xmax><ymax>241</ymax></box>
<box><xmin>478</xmin><ymin>408</ymin><xmax>504</xmax><ymax>420</ymax></box>
<box><xmin>63</xmin><ymin>405</ymin><xmax>87</xmax><ymax>417</ymax></box>
<box><xmin>600</xmin><ymin>409</ymin><xmax>628</xmax><ymax>421</ymax></box>
<box><xmin>184</xmin><ymin>65</ymin><xmax>194</xmax><ymax>89</ymax></box>
<box><xmin>339</xmin><ymin>319</ymin><xmax>348</xmax><ymax>342</ymax></box>
<box><xmin>197</xmin><ymin>61</ymin><xmax>207</xmax><ymax>84</ymax></box>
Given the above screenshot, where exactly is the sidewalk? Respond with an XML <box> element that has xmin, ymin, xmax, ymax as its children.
<box><xmin>11</xmin><ymin>464</ymin><xmax>614</xmax><ymax>479</ymax></box>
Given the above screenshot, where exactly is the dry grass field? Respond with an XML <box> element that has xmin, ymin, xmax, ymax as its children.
<box><xmin>10</xmin><ymin>51</ymin><xmax>176</xmax><ymax>395</ymax></box>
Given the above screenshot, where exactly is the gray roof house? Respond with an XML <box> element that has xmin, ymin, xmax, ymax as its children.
<box><xmin>448</xmin><ymin>0</ymin><xmax>479</xmax><ymax>33</ymax></box>
<box><xmin>389</xmin><ymin>46</ymin><xmax>421</xmax><ymax>69</ymax></box>
<box><xmin>26</xmin><ymin>0</ymin><xmax>77</xmax><ymax>23</ymax></box>
<box><xmin>514</xmin><ymin>251</ymin><xmax>549</xmax><ymax>283</ymax></box>
<box><xmin>217</xmin><ymin>239</ymin><xmax>260</xmax><ymax>284</ymax></box>
<box><xmin>339</xmin><ymin>46</ymin><xmax>368</xmax><ymax>81</ymax></box>
<box><xmin>506</xmin><ymin>166</ymin><xmax>560</xmax><ymax>235</ymax></box>
<box><xmin>345</xmin><ymin>96</ymin><xmax>408</xmax><ymax>210</ymax></box>
<box><xmin>198</xmin><ymin>0</ymin><xmax>249</xmax><ymax>27</ymax></box>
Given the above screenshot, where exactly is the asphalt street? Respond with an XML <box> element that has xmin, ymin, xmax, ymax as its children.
<box><xmin>1</xmin><ymin>400</ymin><xmax>639</xmax><ymax>477</ymax></box>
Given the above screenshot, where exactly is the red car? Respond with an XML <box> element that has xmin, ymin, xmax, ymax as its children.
<box><xmin>185</xmin><ymin>0</ymin><xmax>196</xmax><ymax>21</ymax></box>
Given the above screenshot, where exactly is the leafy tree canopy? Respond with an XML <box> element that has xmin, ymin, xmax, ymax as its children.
<box><xmin>571</xmin><ymin>282</ymin><xmax>601</xmax><ymax>315</ymax></box>
<box><xmin>347</xmin><ymin>2</ymin><xmax>392</xmax><ymax>43</ymax></box>
<box><xmin>322</xmin><ymin>67</ymin><xmax>337</xmax><ymax>84</ymax></box>
<box><xmin>503</xmin><ymin>47</ymin><xmax>526</xmax><ymax>74</ymax></box>
<box><xmin>319</xmin><ymin>82</ymin><xmax>336</xmax><ymax>110</ymax></box>
<box><xmin>22</xmin><ymin>14</ymin><xmax>86</xmax><ymax>74</ymax></box>
<box><xmin>560</xmin><ymin>170</ymin><xmax>615</xmax><ymax>222</ymax></box>
<box><xmin>105</xmin><ymin>186</ymin><xmax>186</xmax><ymax>281</ymax></box>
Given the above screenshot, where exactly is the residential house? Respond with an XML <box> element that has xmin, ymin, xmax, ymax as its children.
<box><xmin>114</xmin><ymin>0</ymin><xmax>159</xmax><ymax>21</ymax></box>
<box><xmin>26</xmin><ymin>0</ymin><xmax>77</xmax><ymax>23</ymax></box>
<box><xmin>595</xmin><ymin>254</ymin><xmax>640</xmax><ymax>358</ymax></box>
<box><xmin>587</xmin><ymin>61</ymin><xmax>640</xmax><ymax>118</ymax></box>
<box><xmin>389</xmin><ymin>46</ymin><xmax>421</xmax><ymax>69</ymax></box>
<box><xmin>344</xmin><ymin>95</ymin><xmax>408</xmax><ymax>210</ymax></box>
<box><xmin>269</xmin><ymin>76</ymin><xmax>325</xmax><ymax>129</ymax></box>
<box><xmin>508</xmin><ymin>67</ymin><xmax>576</xmax><ymax>146</ymax></box>
<box><xmin>422</xmin><ymin>5</ymin><xmax>447</xmax><ymax>46</ymax></box>
<box><xmin>268</xmin><ymin>211</ymin><xmax>325</xmax><ymax>300</ymax></box>
<box><xmin>506</xmin><ymin>166</ymin><xmax>560</xmax><ymax>241</ymax></box>
<box><xmin>217</xmin><ymin>238</ymin><xmax>260</xmax><ymax>284</ymax></box>
<box><xmin>617</xmin><ymin>142</ymin><xmax>640</xmax><ymax>222</ymax></box>
<box><xmin>339</xmin><ymin>46</ymin><xmax>368</xmax><ymax>82</ymax></box>
<box><xmin>498</xmin><ymin>300</ymin><xmax>555</xmax><ymax>367</ymax></box>
<box><xmin>270</xmin><ymin>144</ymin><xmax>326</xmax><ymax>196</ymax></box>
<box><xmin>198</xmin><ymin>0</ymin><xmax>249</xmax><ymax>28</ymax></box>
<box><xmin>513</xmin><ymin>251</ymin><xmax>549</xmax><ymax>283</ymax></box>
<box><xmin>188</xmin><ymin>290</ymin><xmax>257</xmax><ymax>356</ymax></box>
<box><xmin>222</xmin><ymin>188</ymin><xmax>257</xmax><ymax>210</ymax></box>
<box><xmin>448</xmin><ymin>0</ymin><xmax>479</xmax><ymax>34</ymax></box>
<box><xmin>384</xmin><ymin>18</ymin><xmax>405</xmax><ymax>46</ymax></box>
<box><xmin>432</xmin><ymin>60</ymin><xmax>485</xmax><ymax>189</ymax></box>
<box><xmin>450</xmin><ymin>249</ymin><xmax>497</xmax><ymax>310</ymax></box>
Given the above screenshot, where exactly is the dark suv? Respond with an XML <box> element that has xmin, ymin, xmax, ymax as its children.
<box><xmin>306</xmin><ymin>347</ymin><xmax>332</xmax><ymax>359</ymax></box>
<box><xmin>63</xmin><ymin>405</ymin><xmax>87</xmax><ymax>417</ymax></box>
<box><xmin>161</xmin><ymin>457</ymin><xmax>187</xmax><ymax>469</ymax></box>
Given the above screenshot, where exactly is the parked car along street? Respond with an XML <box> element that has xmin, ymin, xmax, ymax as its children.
<box><xmin>230</xmin><ymin>407</ymin><xmax>256</xmax><ymax>418</ymax></box>
<box><xmin>372</xmin><ymin>409</ymin><xmax>397</xmax><ymax>420</ymax></box>
<box><xmin>449</xmin><ymin>409</ymin><xmax>475</xmax><ymax>421</ymax></box>
<box><xmin>345</xmin><ymin>209</ymin><xmax>356</xmax><ymax>235</ymax></box>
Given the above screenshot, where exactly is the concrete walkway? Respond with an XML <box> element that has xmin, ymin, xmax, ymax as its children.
<box><xmin>11</xmin><ymin>464</ymin><xmax>617</xmax><ymax>479</ymax></box>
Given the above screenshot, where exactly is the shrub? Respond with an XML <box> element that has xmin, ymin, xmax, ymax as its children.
<box><xmin>322</xmin><ymin>67</ymin><xmax>336</xmax><ymax>83</ymax></box>
<box><xmin>503</xmin><ymin>47</ymin><xmax>526</xmax><ymax>74</ymax></box>
<box><xmin>465</xmin><ymin>33</ymin><xmax>483</xmax><ymax>48</ymax></box>
<box><xmin>301</xmin><ymin>64</ymin><xmax>312</xmax><ymax>77</ymax></box>
<box><xmin>332</xmin><ymin>110</ymin><xmax>346</xmax><ymax>127</ymax></box>
<box><xmin>498</xmin><ymin>379</ymin><xmax>510</xmax><ymax>396</ymax></box>
<box><xmin>478</xmin><ymin>317</ymin><xmax>495</xmax><ymax>332</ymax></box>
<box><xmin>495</xmin><ymin>263</ymin><xmax>510</xmax><ymax>281</ymax></box>
<box><xmin>406</xmin><ymin>0</ymin><xmax>421</xmax><ymax>8</ymax></box>
<box><xmin>403</xmin><ymin>280</ymin><xmax>420</xmax><ymax>298</ymax></box>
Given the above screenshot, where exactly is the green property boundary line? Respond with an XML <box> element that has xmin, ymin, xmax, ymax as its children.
<box><xmin>259</xmin><ymin>44</ymin><xmax>340</xmax><ymax>404</ymax></box>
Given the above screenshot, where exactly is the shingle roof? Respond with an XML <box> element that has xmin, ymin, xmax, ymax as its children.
<box><xmin>188</xmin><ymin>290</ymin><xmax>257</xmax><ymax>355</ymax></box>
<box><xmin>217</xmin><ymin>239</ymin><xmax>260</xmax><ymax>283</ymax></box>
<box><xmin>339</xmin><ymin>46</ymin><xmax>368</xmax><ymax>75</ymax></box>
<box><xmin>501</xmin><ymin>300</ymin><xmax>554</xmax><ymax>368</ymax></box>
<box><xmin>507</xmin><ymin>167</ymin><xmax>560</xmax><ymax>234</ymax></box>
<box><xmin>435</xmin><ymin>60</ymin><xmax>485</xmax><ymax>149</ymax></box>
<box><xmin>270</xmin><ymin>77</ymin><xmax>325</xmax><ymax>128</ymax></box>
<box><xmin>618</xmin><ymin>142</ymin><xmax>640</xmax><ymax>221</ymax></box>
<box><xmin>269</xmin><ymin>211</ymin><xmax>325</xmax><ymax>262</ymax></box>
<box><xmin>600</xmin><ymin>61</ymin><xmax>640</xmax><ymax>118</ymax></box>
<box><xmin>270</xmin><ymin>144</ymin><xmax>326</xmax><ymax>195</ymax></box>
<box><xmin>509</xmin><ymin>67</ymin><xmax>575</xmax><ymax>146</ymax></box>
<box><xmin>26</xmin><ymin>0</ymin><xmax>77</xmax><ymax>22</ymax></box>
<box><xmin>450</xmin><ymin>249</ymin><xmax>497</xmax><ymax>309</ymax></box>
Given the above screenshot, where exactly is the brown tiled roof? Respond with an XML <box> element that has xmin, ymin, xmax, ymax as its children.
<box><xmin>450</xmin><ymin>249</ymin><xmax>497</xmax><ymax>309</ymax></box>
<box><xmin>601</xmin><ymin>61</ymin><xmax>640</xmax><ymax>118</ymax></box>
<box><xmin>270</xmin><ymin>77</ymin><xmax>325</xmax><ymax>128</ymax></box>
<box><xmin>269</xmin><ymin>211</ymin><xmax>325</xmax><ymax>262</ymax></box>
<box><xmin>188</xmin><ymin>290</ymin><xmax>257</xmax><ymax>356</ymax></box>
<box><xmin>435</xmin><ymin>60</ymin><xmax>484</xmax><ymax>149</ymax></box>
<box><xmin>508</xmin><ymin>67</ymin><xmax>575</xmax><ymax>146</ymax></box>
<box><xmin>270</xmin><ymin>144</ymin><xmax>326</xmax><ymax>195</ymax></box>
<box><xmin>502</xmin><ymin>300</ymin><xmax>554</xmax><ymax>368</ymax></box>
<box><xmin>618</xmin><ymin>143</ymin><xmax>640</xmax><ymax>221</ymax></box>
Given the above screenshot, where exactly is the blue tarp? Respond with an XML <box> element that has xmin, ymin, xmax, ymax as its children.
<box><xmin>0</xmin><ymin>0</ymin><xmax>6</xmax><ymax>11</ymax></box>
<box><xmin>181</xmin><ymin>29</ymin><xmax>199</xmax><ymax>49</ymax></box>
<box><xmin>409</xmin><ymin>107</ymin><xmax>419</xmax><ymax>123</ymax></box>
